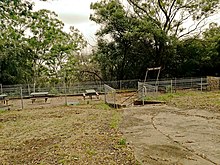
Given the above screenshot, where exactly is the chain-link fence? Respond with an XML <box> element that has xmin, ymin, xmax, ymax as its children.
<box><xmin>0</xmin><ymin>79</ymin><xmax>139</xmax><ymax>97</ymax></box>
<box><xmin>138</xmin><ymin>77</ymin><xmax>210</xmax><ymax>100</ymax></box>
<box><xmin>0</xmin><ymin>77</ymin><xmax>219</xmax><ymax>109</ymax></box>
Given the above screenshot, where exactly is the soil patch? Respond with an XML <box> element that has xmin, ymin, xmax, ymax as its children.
<box><xmin>0</xmin><ymin>103</ymin><xmax>137</xmax><ymax>164</ymax></box>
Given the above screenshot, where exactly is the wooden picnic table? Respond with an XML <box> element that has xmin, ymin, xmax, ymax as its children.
<box><xmin>30</xmin><ymin>92</ymin><xmax>49</xmax><ymax>103</ymax></box>
<box><xmin>0</xmin><ymin>94</ymin><xmax>9</xmax><ymax>105</ymax></box>
<box><xmin>83</xmin><ymin>89</ymin><xmax>99</xmax><ymax>100</ymax></box>
<box><xmin>197</xmin><ymin>83</ymin><xmax>208</xmax><ymax>90</ymax></box>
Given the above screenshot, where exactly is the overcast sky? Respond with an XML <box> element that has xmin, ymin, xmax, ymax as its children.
<box><xmin>33</xmin><ymin>0</ymin><xmax>220</xmax><ymax>46</ymax></box>
<box><xmin>33</xmin><ymin>0</ymin><xmax>99</xmax><ymax>45</ymax></box>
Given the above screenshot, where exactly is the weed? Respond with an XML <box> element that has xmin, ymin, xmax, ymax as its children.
<box><xmin>94</xmin><ymin>102</ymin><xmax>111</xmax><ymax>110</ymax></box>
<box><xmin>86</xmin><ymin>149</ymin><xmax>97</xmax><ymax>156</ymax></box>
<box><xmin>110</xmin><ymin>111</ymin><xmax>121</xmax><ymax>129</ymax></box>
<box><xmin>0</xmin><ymin>109</ymin><xmax>7</xmax><ymax>114</ymax></box>
<box><xmin>118</xmin><ymin>138</ymin><xmax>126</xmax><ymax>145</ymax></box>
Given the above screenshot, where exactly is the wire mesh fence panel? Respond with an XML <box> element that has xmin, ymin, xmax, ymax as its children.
<box><xmin>0</xmin><ymin>76</ymin><xmax>211</xmax><ymax>104</ymax></box>
<box><xmin>138</xmin><ymin>82</ymin><xmax>158</xmax><ymax>100</ymax></box>
<box><xmin>104</xmin><ymin>79</ymin><xmax>138</xmax><ymax>91</ymax></box>
<box><xmin>104</xmin><ymin>84</ymin><xmax>116</xmax><ymax>105</ymax></box>
<box><xmin>139</xmin><ymin>77</ymin><xmax>208</xmax><ymax>94</ymax></box>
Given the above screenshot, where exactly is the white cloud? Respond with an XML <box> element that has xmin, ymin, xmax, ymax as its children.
<box><xmin>32</xmin><ymin>0</ymin><xmax>99</xmax><ymax>44</ymax></box>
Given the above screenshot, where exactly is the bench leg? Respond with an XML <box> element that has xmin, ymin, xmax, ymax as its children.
<box><xmin>45</xmin><ymin>98</ymin><xmax>48</xmax><ymax>102</ymax></box>
<box><xmin>31</xmin><ymin>99</ymin><xmax>36</xmax><ymax>104</ymax></box>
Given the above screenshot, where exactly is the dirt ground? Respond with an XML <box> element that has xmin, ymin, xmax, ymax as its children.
<box><xmin>1</xmin><ymin>91</ymin><xmax>220</xmax><ymax>164</ymax></box>
<box><xmin>0</xmin><ymin>100</ymin><xmax>137</xmax><ymax>164</ymax></box>
<box><xmin>2</xmin><ymin>95</ymin><xmax>95</xmax><ymax>110</ymax></box>
<box><xmin>121</xmin><ymin>92</ymin><xmax>220</xmax><ymax>165</ymax></box>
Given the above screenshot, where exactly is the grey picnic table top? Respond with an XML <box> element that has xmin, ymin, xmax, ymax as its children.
<box><xmin>30</xmin><ymin>92</ymin><xmax>49</xmax><ymax>97</ymax></box>
<box><xmin>0</xmin><ymin>94</ymin><xmax>7</xmax><ymax>100</ymax></box>
<box><xmin>85</xmin><ymin>89</ymin><xmax>97</xmax><ymax>94</ymax></box>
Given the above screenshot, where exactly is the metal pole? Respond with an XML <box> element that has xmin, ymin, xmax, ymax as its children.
<box><xmin>175</xmin><ymin>78</ymin><xmax>177</xmax><ymax>93</ymax></box>
<box><xmin>64</xmin><ymin>72</ymin><xmax>67</xmax><ymax>105</ymax></box>
<box><xmin>28</xmin><ymin>84</ymin><xmax>30</xmax><ymax>96</ymax></box>
<box><xmin>0</xmin><ymin>84</ymin><xmax>2</xmax><ymax>94</ymax></box>
<box><xmin>20</xmin><ymin>87</ymin><xmax>24</xmax><ymax>109</ymax></box>
<box><xmin>171</xmin><ymin>79</ymin><xmax>173</xmax><ymax>93</ymax></box>
<box><xmin>114</xmin><ymin>91</ymin><xmax>116</xmax><ymax>108</ymax></box>
<box><xmin>201</xmin><ymin>77</ymin><xmax>203</xmax><ymax>91</ymax></box>
<box><xmin>104</xmin><ymin>85</ymin><xmax>107</xmax><ymax>103</ymax></box>
<box><xmin>33</xmin><ymin>83</ymin><xmax>36</xmax><ymax>93</ymax></box>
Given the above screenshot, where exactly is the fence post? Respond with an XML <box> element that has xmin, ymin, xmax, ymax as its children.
<box><xmin>174</xmin><ymin>78</ymin><xmax>177</xmax><ymax>93</ymax></box>
<box><xmin>200</xmin><ymin>77</ymin><xmax>203</xmax><ymax>91</ymax></box>
<box><xmin>171</xmin><ymin>79</ymin><xmax>173</xmax><ymax>93</ymax></box>
<box><xmin>104</xmin><ymin>85</ymin><xmax>107</xmax><ymax>103</ymax></box>
<box><xmin>28</xmin><ymin>84</ymin><xmax>31</xmax><ymax>96</ymax></box>
<box><xmin>0</xmin><ymin>84</ymin><xmax>2</xmax><ymax>94</ymax></box>
<box><xmin>33</xmin><ymin>83</ymin><xmax>36</xmax><ymax>93</ymax></box>
<box><xmin>20</xmin><ymin>87</ymin><xmax>24</xmax><ymax>109</ymax></box>
<box><xmin>64</xmin><ymin>82</ymin><xmax>67</xmax><ymax>105</ymax></box>
<box><xmin>114</xmin><ymin>91</ymin><xmax>116</xmax><ymax>108</ymax></box>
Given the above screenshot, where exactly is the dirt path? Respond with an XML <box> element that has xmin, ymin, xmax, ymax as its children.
<box><xmin>120</xmin><ymin>104</ymin><xmax>220</xmax><ymax>165</ymax></box>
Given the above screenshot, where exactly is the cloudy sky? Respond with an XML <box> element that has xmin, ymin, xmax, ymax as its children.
<box><xmin>33</xmin><ymin>0</ymin><xmax>99</xmax><ymax>45</ymax></box>
<box><xmin>33</xmin><ymin>0</ymin><xmax>220</xmax><ymax>46</ymax></box>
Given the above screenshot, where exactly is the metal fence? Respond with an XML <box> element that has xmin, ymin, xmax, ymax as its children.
<box><xmin>137</xmin><ymin>77</ymin><xmax>209</xmax><ymax>100</ymax></box>
<box><xmin>1</xmin><ymin>77</ymin><xmax>219</xmax><ymax>110</ymax></box>
<box><xmin>104</xmin><ymin>84</ymin><xmax>116</xmax><ymax>106</ymax></box>
<box><xmin>0</xmin><ymin>79</ymin><xmax>139</xmax><ymax>98</ymax></box>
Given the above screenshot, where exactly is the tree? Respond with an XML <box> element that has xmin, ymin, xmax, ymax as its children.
<box><xmin>127</xmin><ymin>0</ymin><xmax>220</xmax><ymax>37</ymax></box>
<box><xmin>90</xmin><ymin>0</ymin><xmax>170</xmax><ymax>80</ymax></box>
<box><xmin>0</xmin><ymin>0</ymin><xmax>34</xmax><ymax>84</ymax></box>
<box><xmin>0</xmin><ymin>0</ymin><xmax>87</xmax><ymax>85</ymax></box>
<box><xmin>91</xmin><ymin>1</ymin><xmax>141</xmax><ymax>80</ymax></box>
<box><xmin>202</xmin><ymin>23</ymin><xmax>220</xmax><ymax>76</ymax></box>
<box><xmin>90</xmin><ymin>0</ymin><xmax>220</xmax><ymax>80</ymax></box>
<box><xmin>127</xmin><ymin>0</ymin><xmax>220</xmax><ymax>68</ymax></box>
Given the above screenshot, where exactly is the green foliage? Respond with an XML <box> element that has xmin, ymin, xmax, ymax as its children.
<box><xmin>0</xmin><ymin>0</ymin><xmax>87</xmax><ymax>85</ymax></box>
<box><xmin>0</xmin><ymin>109</ymin><xmax>7</xmax><ymax>114</ymax></box>
<box><xmin>90</xmin><ymin>0</ymin><xmax>220</xmax><ymax>79</ymax></box>
<box><xmin>118</xmin><ymin>138</ymin><xmax>126</xmax><ymax>145</ymax></box>
<box><xmin>94</xmin><ymin>102</ymin><xmax>111</xmax><ymax>110</ymax></box>
<box><xmin>148</xmin><ymin>91</ymin><xmax>197</xmax><ymax>102</ymax></box>
<box><xmin>110</xmin><ymin>111</ymin><xmax>121</xmax><ymax>129</ymax></box>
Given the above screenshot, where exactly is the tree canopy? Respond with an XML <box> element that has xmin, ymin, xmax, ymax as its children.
<box><xmin>0</xmin><ymin>0</ymin><xmax>86</xmax><ymax>85</ymax></box>
<box><xmin>90</xmin><ymin>0</ymin><xmax>220</xmax><ymax>80</ymax></box>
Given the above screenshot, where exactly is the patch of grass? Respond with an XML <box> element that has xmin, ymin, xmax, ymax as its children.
<box><xmin>0</xmin><ymin>109</ymin><xmax>7</xmax><ymax>114</ymax></box>
<box><xmin>146</xmin><ymin>91</ymin><xmax>199</xmax><ymax>102</ymax></box>
<box><xmin>94</xmin><ymin>102</ymin><xmax>111</xmax><ymax>110</ymax></box>
<box><xmin>118</xmin><ymin>138</ymin><xmax>126</xmax><ymax>145</ymax></box>
<box><xmin>152</xmin><ymin>91</ymin><xmax>220</xmax><ymax>111</ymax></box>
<box><xmin>110</xmin><ymin>111</ymin><xmax>121</xmax><ymax>129</ymax></box>
<box><xmin>86</xmin><ymin>149</ymin><xmax>97</xmax><ymax>156</ymax></box>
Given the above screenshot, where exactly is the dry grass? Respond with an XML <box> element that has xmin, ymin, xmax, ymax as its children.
<box><xmin>0</xmin><ymin>102</ymin><xmax>137</xmax><ymax>165</ymax></box>
<box><xmin>154</xmin><ymin>90</ymin><xmax>220</xmax><ymax>111</ymax></box>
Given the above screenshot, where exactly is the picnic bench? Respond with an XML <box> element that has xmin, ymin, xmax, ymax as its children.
<box><xmin>83</xmin><ymin>89</ymin><xmax>99</xmax><ymax>100</ymax></box>
<box><xmin>197</xmin><ymin>83</ymin><xmax>209</xmax><ymax>90</ymax></box>
<box><xmin>30</xmin><ymin>92</ymin><xmax>49</xmax><ymax>103</ymax></box>
<box><xmin>0</xmin><ymin>94</ymin><xmax>9</xmax><ymax>105</ymax></box>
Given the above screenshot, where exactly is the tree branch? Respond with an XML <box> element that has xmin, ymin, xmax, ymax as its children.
<box><xmin>80</xmin><ymin>70</ymin><xmax>104</xmax><ymax>82</ymax></box>
<box><xmin>178</xmin><ymin>17</ymin><xmax>206</xmax><ymax>38</ymax></box>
